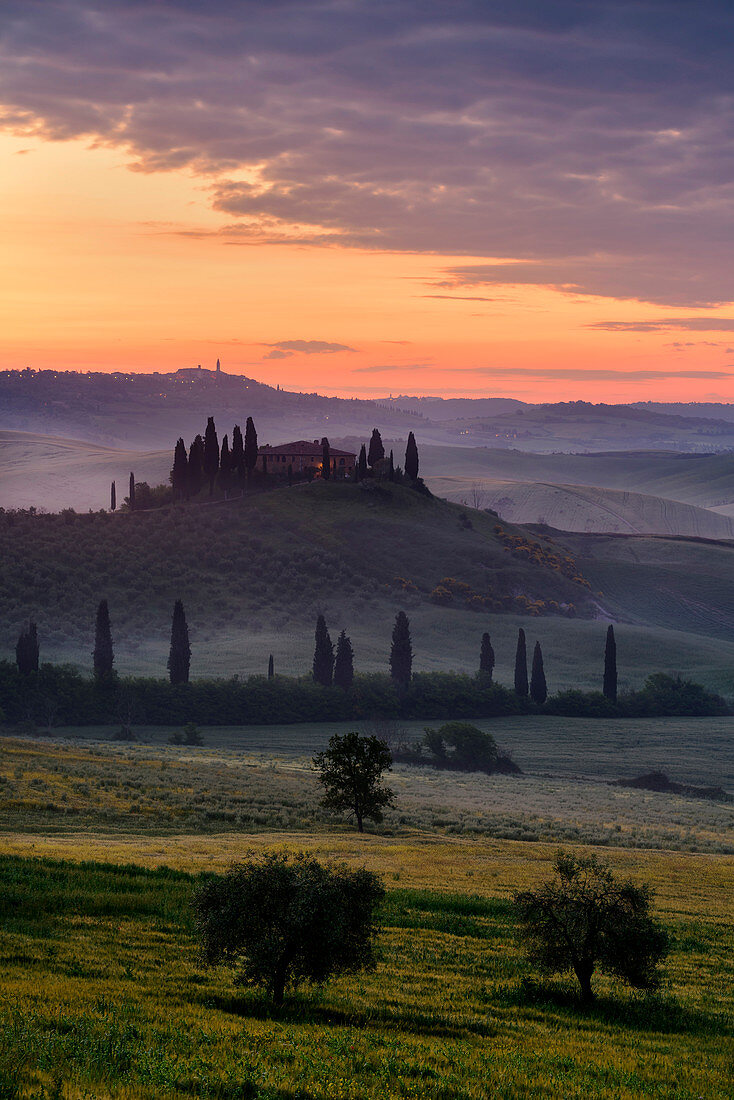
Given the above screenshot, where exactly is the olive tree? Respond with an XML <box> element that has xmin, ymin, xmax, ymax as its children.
<box><xmin>313</xmin><ymin>732</ymin><xmax>394</xmax><ymax>832</ymax></box>
<box><xmin>514</xmin><ymin>851</ymin><xmax>669</xmax><ymax>1003</ymax></box>
<box><xmin>193</xmin><ymin>851</ymin><xmax>384</xmax><ymax>1006</ymax></box>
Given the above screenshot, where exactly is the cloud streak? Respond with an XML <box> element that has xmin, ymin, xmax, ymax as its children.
<box><xmin>263</xmin><ymin>340</ymin><xmax>357</xmax><ymax>355</ymax></box>
<box><xmin>1</xmin><ymin>2</ymin><xmax>734</xmax><ymax>305</ymax></box>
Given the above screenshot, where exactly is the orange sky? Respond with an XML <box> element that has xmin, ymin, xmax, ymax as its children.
<box><xmin>1</xmin><ymin>131</ymin><xmax>733</xmax><ymax>403</ymax></box>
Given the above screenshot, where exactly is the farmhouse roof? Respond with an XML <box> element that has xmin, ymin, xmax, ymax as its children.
<box><xmin>258</xmin><ymin>440</ymin><xmax>356</xmax><ymax>457</ymax></box>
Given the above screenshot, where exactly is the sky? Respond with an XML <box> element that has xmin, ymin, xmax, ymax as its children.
<box><xmin>2</xmin><ymin>0</ymin><xmax>734</xmax><ymax>402</ymax></box>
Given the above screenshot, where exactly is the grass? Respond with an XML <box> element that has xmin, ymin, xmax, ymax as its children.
<box><xmin>0</xmin><ymin>848</ymin><xmax>731</xmax><ymax>1099</ymax></box>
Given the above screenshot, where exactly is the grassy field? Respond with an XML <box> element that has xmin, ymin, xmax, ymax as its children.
<box><xmin>1</xmin><ymin>845</ymin><xmax>732</xmax><ymax>1099</ymax></box>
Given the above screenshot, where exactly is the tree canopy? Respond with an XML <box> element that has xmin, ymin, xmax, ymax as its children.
<box><xmin>313</xmin><ymin>731</ymin><xmax>394</xmax><ymax>832</ymax></box>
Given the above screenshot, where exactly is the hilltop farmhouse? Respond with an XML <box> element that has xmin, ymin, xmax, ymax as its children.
<box><xmin>257</xmin><ymin>440</ymin><xmax>356</xmax><ymax>477</ymax></box>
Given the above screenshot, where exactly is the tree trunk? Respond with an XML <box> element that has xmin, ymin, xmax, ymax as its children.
<box><xmin>575</xmin><ymin>964</ymin><xmax>595</xmax><ymax>1004</ymax></box>
<box><xmin>356</xmin><ymin>809</ymin><xmax>364</xmax><ymax>833</ymax></box>
<box><xmin>272</xmin><ymin>967</ymin><xmax>287</xmax><ymax>1007</ymax></box>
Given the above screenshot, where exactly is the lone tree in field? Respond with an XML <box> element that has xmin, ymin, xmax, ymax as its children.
<box><xmin>15</xmin><ymin>621</ymin><xmax>39</xmax><ymax>674</ymax></box>
<box><xmin>333</xmin><ymin>629</ymin><xmax>355</xmax><ymax>688</ymax></box>
<box><xmin>405</xmin><ymin>431</ymin><xmax>419</xmax><ymax>481</ymax></box>
<box><xmin>368</xmin><ymin>427</ymin><xmax>384</xmax><ymax>469</ymax></box>
<box><xmin>244</xmin><ymin>416</ymin><xmax>258</xmax><ymax>483</ymax></box>
<box><xmin>203</xmin><ymin>416</ymin><xmax>219</xmax><ymax>495</ymax></box>
<box><xmin>389</xmin><ymin>610</ymin><xmax>412</xmax><ymax>687</ymax></box>
<box><xmin>170</xmin><ymin>438</ymin><xmax>188</xmax><ymax>501</ymax></box>
<box><xmin>187</xmin><ymin>435</ymin><xmax>205</xmax><ymax>497</ymax></box>
<box><xmin>110</xmin><ymin>481</ymin><xmax>116</xmax><ymax>511</ymax></box>
<box><xmin>479</xmin><ymin>632</ymin><xmax>495</xmax><ymax>681</ymax></box>
<box><xmin>514</xmin><ymin>628</ymin><xmax>528</xmax><ymax>697</ymax></box>
<box><xmin>313</xmin><ymin>732</ymin><xmax>394</xmax><ymax>832</ymax></box>
<box><xmin>167</xmin><ymin>600</ymin><xmax>191</xmax><ymax>684</ymax></box>
<box><xmin>603</xmin><ymin>624</ymin><xmax>618</xmax><ymax>703</ymax></box>
<box><xmin>193</xmin><ymin>851</ymin><xmax>384</xmax><ymax>1006</ymax></box>
<box><xmin>93</xmin><ymin>599</ymin><xmax>114</xmax><ymax>681</ymax></box>
<box><xmin>312</xmin><ymin>614</ymin><xmax>334</xmax><ymax>686</ymax></box>
<box><xmin>530</xmin><ymin>641</ymin><xmax>547</xmax><ymax>704</ymax></box>
<box><xmin>321</xmin><ymin>436</ymin><xmax>330</xmax><ymax>480</ymax></box>
<box><xmin>514</xmin><ymin>851</ymin><xmax>668</xmax><ymax>1004</ymax></box>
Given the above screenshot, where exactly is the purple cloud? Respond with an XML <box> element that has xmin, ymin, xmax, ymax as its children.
<box><xmin>264</xmin><ymin>340</ymin><xmax>357</xmax><ymax>355</ymax></box>
<box><xmin>1</xmin><ymin>3</ymin><xmax>734</xmax><ymax>305</ymax></box>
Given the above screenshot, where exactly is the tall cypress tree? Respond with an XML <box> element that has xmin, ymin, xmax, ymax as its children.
<box><xmin>188</xmin><ymin>435</ymin><xmax>204</xmax><ymax>497</ymax></box>
<box><xmin>313</xmin><ymin>614</ymin><xmax>334</xmax><ymax>686</ymax></box>
<box><xmin>170</xmin><ymin>438</ymin><xmax>188</xmax><ymax>501</ymax></box>
<box><xmin>388</xmin><ymin>450</ymin><xmax>395</xmax><ymax>482</ymax></box>
<box><xmin>390</xmin><ymin>611</ymin><xmax>412</xmax><ymax>687</ymax></box>
<box><xmin>219</xmin><ymin>434</ymin><xmax>231</xmax><ymax>496</ymax></box>
<box><xmin>603</xmin><ymin>624</ymin><xmax>618</xmax><ymax>703</ymax></box>
<box><xmin>110</xmin><ymin>481</ymin><xmax>116</xmax><ymax>511</ymax></box>
<box><xmin>357</xmin><ymin>443</ymin><xmax>368</xmax><ymax>480</ymax></box>
<box><xmin>268</xmin><ymin>654</ymin><xmax>274</xmax><ymax>679</ymax></box>
<box><xmin>479</xmin><ymin>632</ymin><xmax>495</xmax><ymax>680</ymax></box>
<box><xmin>368</xmin><ymin>428</ymin><xmax>384</xmax><ymax>468</ymax></box>
<box><xmin>93</xmin><ymin>599</ymin><xmax>114</xmax><ymax>681</ymax></box>
<box><xmin>129</xmin><ymin>471</ymin><xmax>136</xmax><ymax>511</ymax></box>
<box><xmin>405</xmin><ymin>431</ymin><xmax>419</xmax><ymax>481</ymax></box>
<box><xmin>244</xmin><ymin>416</ymin><xmax>258</xmax><ymax>483</ymax></box>
<box><xmin>530</xmin><ymin>640</ymin><xmax>547</xmax><ymax>704</ymax></box>
<box><xmin>203</xmin><ymin>416</ymin><xmax>219</xmax><ymax>495</ymax></box>
<box><xmin>321</xmin><ymin>437</ymin><xmax>331</xmax><ymax>480</ymax></box>
<box><xmin>167</xmin><ymin>600</ymin><xmax>191</xmax><ymax>685</ymax></box>
<box><xmin>514</xmin><ymin>628</ymin><xmax>528</xmax><ymax>697</ymax></box>
<box><xmin>334</xmin><ymin>630</ymin><xmax>354</xmax><ymax>688</ymax></box>
<box><xmin>15</xmin><ymin>621</ymin><xmax>39</xmax><ymax>674</ymax></box>
<box><xmin>231</xmin><ymin>424</ymin><xmax>245</xmax><ymax>490</ymax></box>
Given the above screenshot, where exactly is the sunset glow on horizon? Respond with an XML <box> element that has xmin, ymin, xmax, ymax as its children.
<box><xmin>2</xmin><ymin>2</ymin><xmax>734</xmax><ymax>403</ymax></box>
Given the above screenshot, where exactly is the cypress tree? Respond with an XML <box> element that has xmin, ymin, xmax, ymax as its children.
<box><xmin>389</xmin><ymin>611</ymin><xmax>412</xmax><ymax>687</ymax></box>
<box><xmin>388</xmin><ymin>450</ymin><xmax>395</xmax><ymax>482</ymax></box>
<box><xmin>321</xmin><ymin>437</ymin><xmax>331</xmax><ymax>480</ymax></box>
<box><xmin>188</xmin><ymin>435</ymin><xmax>204</xmax><ymax>497</ymax></box>
<box><xmin>129</xmin><ymin>471</ymin><xmax>136</xmax><ymax>511</ymax></box>
<box><xmin>93</xmin><ymin>599</ymin><xmax>114</xmax><ymax>681</ymax></box>
<box><xmin>313</xmin><ymin>614</ymin><xmax>334</xmax><ymax>686</ymax></box>
<box><xmin>167</xmin><ymin>600</ymin><xmax>191</xmax><ymax>684</ymax></box>
<box><xmin>333</xmin><ymin>629</ymin><xmax>354</xmax><ymax>688</ymax></box>
<box><xmin>244</xmin><ymin>416</ymin><xmax>258</xmax><ymax>483</ymax></box>
<box><xmin>268</xmin><ymin>654</ymin><xmax>274</xmax><ymax>679</ymax></box>
<box><xmin>368</xmin><ymin>428</ymin><xmax>384</xmax><ymax>468</ymax></box>
<box><xmin>231</xmin><ymin>424</ymin><xmax>244</xmax><ymax>490</ymax></box>
<box><xmin>530</xmin><ymin>640</ymin><xmax>547</xmax><ymax>704</ymax></box>
<box><xmin>603</xmin><ymin>624</ymin><xmax>618</xmax><ymax>703</ymax></box>
<box><xmin>405</xmin><ymin>431</ymin><xmax>419</xmax><ymax>481</ymax></box>
<box><xmin>170</xmin><ymin>438</ymin><xmax>188</xmax><ymax>501</ymax></box>
<box><xmin>15</xmin><ymin>621</ymin><xmax>39</xmax><ymax>674</ymax></box>
<box><xmin>203</xmin><ymin>416</ymin><xmax>219</xmax><ymax>495</ymax></box>
<box><xmin>357</xmin><ymin>444</ymin><xmax>368</xmax><ymax>480</ymax></box>
<box><xmin>219</xmin><ymin>434</ymin><xmax>231</xmax><ymax>496</ymax></box>
<box><xmin>479</xmin><ymin>632</ymin><xmax>495</xmax><ymax>680</ymax></box>
<box><xmin>514</xmin><ymin>628</ymin><xmax>528</xmax><ymax>697</ymax></box>
<box><xmin>110</xmin><ymin>481</ymin><xmax>116</xmax><ymax>511</ymax></box>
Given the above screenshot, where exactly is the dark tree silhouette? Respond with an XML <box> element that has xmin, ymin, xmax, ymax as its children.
<box><xmin>530</xmin><ymin>640</ymin><xmax>547</xmax><ymax>704</ymax></box>
<box><xmin>193</xmin><ymin>852</ymin><xmax>384</xmax><ymax>1006</ymax></box>
<box><xmin>405</xmin><ymin>431</ymin><xmax>419</xmax><ymax>481</ymax></box>
<box><xmin>110</xmin><ymin>481</ymin><xmax>116</xmax><ymax>511</ymax></box>
<box><xmin>287</xmin><ymin>463</ymin><xmax>293</xmax><ymax>486</ymax></box>
<box><xmin>313</xmin><ymin>732</ymin><xmax>394</xmax><ymax>832</ymax></box>
<box><xmin>170</xmin><ymin>437</ymin><xmax>188</xmax><ymax>501</ymax></box>
<box><xmin>93</xmin><ymin>599</ymin><xmax>114</xmax><ymax>681</ymax></box>
<box><xmin>368</xmin><ymin>428</ymin><xmax>384</xmax><ymax>468</ymax></box>
<box><xmin>129</xmin><ymin>471</ymin><xmax>136</xmax><ymax>511</ymax></box>
<box><xmin>479</xmin><ymin>632</ymin><xmax>495</xmax><ymax>680</ymax></box>
<box><xmin>219</xmin><ymin>434</ymin><xmax>231</xmax><ymax>496</ymax></box>
<box><xmin>333</xmin><ymin>629</ymin><xmax>354</xmax><ymax>688</ymax></box>
<box><xmin>514</xmin><ymin>851</ymin><xmax>669</xmax><ymax>1004</ymax></box>
<box><xmin>604</xmin><ymin>624</ymin><xmax>618</xmax><ymax>703</ymax></box>
<box><xmin>514</xmin><ymin>628</ymin><xmax>528</xmax><ymax>697</ymax></box>
<box><xmin>244</xmin><ymin>416</ymin><xmax>258</xmax><ymax>483</ymax></box>
<box><xmin>231</xmin><ymin>424</ymin><xmax>245</xmax><ymax>490</ymax></box>
<box><xmin>203</xmin><ymin>416</ymin><xmax>219</xmax><ymax>495</ymax></box>
<box><xmin>268</xmin><ymin>653</ymin><xmax>274</xmax><ymax>679</ymax></box>
<box><xmin>321</xmin><ymin>437</ymin><xmax>330</xmax><ymax>480</ymax></box>
<box><xmin>167</xmin><ymin>600</ymin><xmax>191</xmax><ymax>684</ymax></box>
<box><xmin>389</xmin><ymin>611</ymin><xmax>412</xmax><ymax>687</ymax></box>
<box><xmin>15</xmin><ymin>621</ymin><xmax>39</xmax><ymax>675</ymax></box>
<box><xmin>357</xmin><ymin>443</ymin><xmax>368</xmax><ymax>480</ymax></box>
<box><xmin>188</xmin><ymin>434</ymin><xmax>205</xmax><ymax>497</ymax></box>
<box><xmin>312</xmin><ymin>614</ymin><xmax>334</xmax><ymax>686</ymax></box>
<box><xmin>388</xmin><ymin>450</ymin><xmax>395</xmax><ymax>481</ymax></box>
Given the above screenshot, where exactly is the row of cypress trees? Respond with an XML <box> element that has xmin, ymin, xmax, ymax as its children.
<box><xmin>352</xmin><ymin>429</ymin><xmax>420</xmax><ymax>483</ymax></box>
<box><xmin>170</xmin><ymin>416</ymin><xmax>259</xmax><ymax>501</ymax></box>
<box><xmin>507</xmin><ymin>623</ymin><xmax>617</xmax><ymax>704</ymax></box>
<box><xmin>311</xmin><ymin>610</ymin><xmax>413</xmax><ymax>688</ymax></box>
